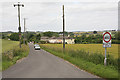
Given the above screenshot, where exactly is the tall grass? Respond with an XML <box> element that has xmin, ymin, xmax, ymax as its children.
<box><xmin>40</xmin><ymin>44</ymin><xmax>119</xmax><ymax>70</ymax></box>
<box><xmin>2</xmin><ymin>44</ymin><xmax>29</xmax><ymax>71</ymax></box>
<box><xmin>40</xmin><ymin>44</ymin><xmax>119</xmax><ymax>79</ymax></box>
<box><xmin>39</xmin><ymin>44</ymin><xmax>118</xmax><ymax>58</ymax></box>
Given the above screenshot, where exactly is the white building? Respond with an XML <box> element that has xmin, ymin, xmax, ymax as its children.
<box><xmin>41</xmin><ymin>36</ymin><xmax>75</xmax><ymax>44</ymax></box>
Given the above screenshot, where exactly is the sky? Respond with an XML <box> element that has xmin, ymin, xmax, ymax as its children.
<box><xmin>0</xmin><ymin>0</ymin><xmax>119</xmax><ymax>32</ymax></box>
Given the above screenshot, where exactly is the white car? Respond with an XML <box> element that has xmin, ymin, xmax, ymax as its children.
<box><xmin>34</xmin><ymin>44</ymin><xmax>38</xmax><ymax>48</ymax></box>
<box><xmin>35</xmin><ymin>45</ymin><xmax>40</xmax><ymax>50</ymax></box>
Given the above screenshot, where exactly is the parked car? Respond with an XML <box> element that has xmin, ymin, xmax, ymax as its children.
<box><xmin>35</xmin><ymin>45</ymin><xmax>40</xmax><ymax>50</ymax></box>
<box><xmin>34</xmin><ymin>44</ymin><xmax>38</xmax><ymax>48</ymax></box>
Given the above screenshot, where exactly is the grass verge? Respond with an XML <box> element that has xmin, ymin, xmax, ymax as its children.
<box><xmin>40</xmin><ymin>45</ymin><xmax>119</xmax><ymax>80</ymax></box>
<box><xmin>2</xmin><ymin>44</ymin><xmax>29</xmax><ymax>71</ymax></box>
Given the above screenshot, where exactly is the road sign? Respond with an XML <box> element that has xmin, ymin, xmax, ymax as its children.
<box><xmin>103</xmin><ymin>31</ymin><xmax>112</xmax><ymax>66</ymax></box>
<box><xmin>103</xmin><ymin>32</ymin><xmax>111</xmax><ymax>48</ymax></box>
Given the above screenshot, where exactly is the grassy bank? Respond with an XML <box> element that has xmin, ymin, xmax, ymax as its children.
<box><xmin>2</xmin><ymin>44</ymin><xmax>29</xmax><ymax>71</ymax></box>
<box><xmin>0</xmin><ymin>39</ymin><xmax>19</xmax><ymax>71</ymax></box>
<box><xmin>40</xmin><ymin>44</ymin><xmax>119</xmax><ymax>80</ymax></box>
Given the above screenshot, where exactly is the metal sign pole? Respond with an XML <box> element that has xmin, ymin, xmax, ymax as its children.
<box><xmin>104</xmin><ymin>47</ymin><xmax>107</xmax><ymax>66</ymax></box>
<box><xmin>103</xmin><ymin>32</ymin><xmax>111</xmax><ymax>66</ymax></box>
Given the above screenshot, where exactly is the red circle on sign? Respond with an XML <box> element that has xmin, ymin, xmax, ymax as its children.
<box><xmin>103</xmin><ymin>32</ymin><xmax>111</xmax><ymax>43</ymax></box>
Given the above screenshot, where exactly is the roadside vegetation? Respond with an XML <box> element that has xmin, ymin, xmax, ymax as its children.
<box><xmin>40</xmin><ymin>44</ymin><xmax>118</xmax><ymax>58</ymax></box>
<box><xmin>40</xmin><ymin>44</ymin><xmax>119</xmax><ymax>80</ymax></box>
<box><xmin>0</xmin><ymin>39</ymin><xmax>19</xmax><ymax>71</ymax></box>
<box><xmin>1</xmin><ymin>39</ymin><xmax>29</xmax><ymax>71</ymax></box>
<box><xmin>2</xmin><ymin>44</ymin><xmax>29</xmax><ymax>71</ymax></box>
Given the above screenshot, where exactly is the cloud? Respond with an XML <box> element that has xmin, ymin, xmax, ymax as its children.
<box><xmin>0</xmin><ymin>1</ymin><xmax>118</xmax><ymax>32</ymax></box>
<box><xmin>0</xmin><ymin>0</ymin><xmax>119</xmax><ymax>2</ymax></box>
<box><xmin>65</xmin><ymin>2</ymin><xmax>117</xmax><ymax>13</ymax></box>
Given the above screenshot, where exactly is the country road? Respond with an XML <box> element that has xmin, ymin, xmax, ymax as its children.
<box><xmin>2</xmin><ymin>43</ymin><xmax>101</xmax><ymax>78</ymax></box>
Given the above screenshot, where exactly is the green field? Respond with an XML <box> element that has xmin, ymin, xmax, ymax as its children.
<box><xmin>0</xmin><ymin>39</ymin><xmax>19</xmax><ymax>53</ymax></box>
<box><xmin>40</xmin><ymin>44</ymin><xmax>118</xmax><ymax>59</ymax></box>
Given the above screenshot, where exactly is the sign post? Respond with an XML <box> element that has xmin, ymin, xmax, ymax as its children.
<box><xmin>103</xmin><ymin>32</ymin><xmax>112</xmax><ymax>66</ymax></box>
<box><xmin>104</xmin><ymin>47</ymin><xmax>107</xmax><ymax>66</ymax></box>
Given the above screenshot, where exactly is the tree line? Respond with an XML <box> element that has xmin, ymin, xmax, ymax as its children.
<box><xmin>74</xmin><ymin>32</ymin><xmax>120</xmax><ymax>44</ymax></box>
<box><xmin>2</xmin><ymin>31</ymin><xmax>120</xmax><ymax>44</ymax></box>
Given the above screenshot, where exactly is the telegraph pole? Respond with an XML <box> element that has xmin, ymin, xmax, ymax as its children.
<box><xmin>14</xmin><ymin>2</ymin><xmax>24</xmax><ymax>48</ymax></box>
<box><xmin>24</xmin><ymin>18</ymin><xmax>26</xmax><ymax>44</ymax></box>
<box><xmin>63</xmin><ymin>5</ymin><xmax>65</xmax><ymax>49</ymax></box>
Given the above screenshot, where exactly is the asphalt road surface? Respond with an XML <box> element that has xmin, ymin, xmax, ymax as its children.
<box><xmin>3</xmin><ymin>43</ymin><xmax>100</xmax><ymax>78</ymax></box>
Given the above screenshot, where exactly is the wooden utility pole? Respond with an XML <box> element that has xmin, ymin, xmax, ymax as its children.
<box><xmin>24</xmin><ymin>18</ymin><xmax>26</xmax><ymax>44</ymax></box>
<box><xmin>63</xmin><ymin>5</ymin><xmax>65</xmax><ymax>49</ymax></box>
<box><xmin>14</xmin><ymin>2</ymin><xmax>24</xmax><ymax>48</ymax></box>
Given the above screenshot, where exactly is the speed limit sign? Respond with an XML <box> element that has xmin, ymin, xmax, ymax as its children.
<box><xmin>103</xmin><ymin>32</ymin><xmax>112</xmax><ymax>66</ymax></box>
<box><xmin>103</xmin><ymin>32</ymin><xmax>112</xmax><ymax>47</ymax></box>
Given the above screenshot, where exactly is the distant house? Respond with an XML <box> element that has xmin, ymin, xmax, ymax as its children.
<box><xmin>59</xmin><ymin>33</ymin><xmax>63</xmax><ymax>36</ymax></box>
<box><xmin>41</xmin><ymin>36</ymin><xmax>75</xmax><ymax>44</ymax></box>
<box><xmin>41</xmin><ymin>37</ymin><xmax>49</xmax><ymax>42</ymax></box>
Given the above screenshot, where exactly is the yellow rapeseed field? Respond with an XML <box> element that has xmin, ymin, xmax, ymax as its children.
<box><xmin>40</xmin><ymin>44</ymin><xmax>119</xmax><ymax>59</ymax></box>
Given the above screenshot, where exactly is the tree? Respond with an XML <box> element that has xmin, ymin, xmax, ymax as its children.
<box><xmin>36</xmin><ymin>34</ymin><xmax>41</xmax><ymax>40</ymax></box>
<box><xmin>53</xmin><ymin>32</ymin><xmax>59</xmax><ymax>37</ymax></box>
<box><xmin>2</xmin><ymin>34</ymin><xmax>5</xmax><ymax>39</ymax></box>
<box><xmin>93</xmin><ymin>31</ymin><xmax>97</xmax><ymax>34</ymax></box>
<box><xmin>10</xmin><ymin>33</ymin><xmax>19</xmax><ymax>41</ymax></box>
<box><xmin>26</xmin><ymin>32</ymin><xmax>34</xmax><ymax>41</ymax></box>
<box><xmin>43</xmin><ymin>31</ymin><xmax>53</xmax><ymax>37</ymax></box>
<box><xmin>59</xmin><ymin>31</ymin><xmax>68</xmax><ymax>36</ymax></box>
<box><xmin>115</xmin><ymin>32</ymin><xmax>120</xmax><ymax>40</ymax></box>
<box><xmin>81</xmin><ymin>34</ymin><xmax>86</xmax><ymax>39</ymax></box>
